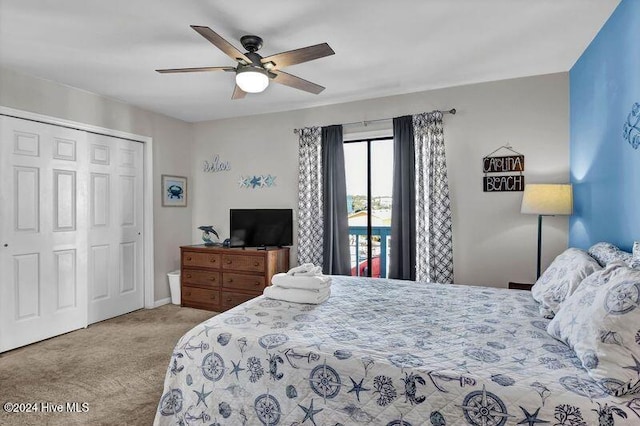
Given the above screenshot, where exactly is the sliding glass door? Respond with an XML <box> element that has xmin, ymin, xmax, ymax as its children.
<box><xmin>344</xmin><ymin>137</ymin><xmax>393</xmax><ymax>278</ymax></box>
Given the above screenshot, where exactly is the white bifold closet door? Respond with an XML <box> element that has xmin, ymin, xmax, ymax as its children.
<box><xmin>87</xmin><ymin>133</ymin><xmax>143</xmax><ymax>324</ymax></box>
<box><xmin>0</xmin><ymin>116</ymin><xmax>89</xmax><ymax>352</ymax></box>
<box><xmin>0</xmin><ymin>116</ymin><xmax>145</xmax><ymax>353</ymax></box>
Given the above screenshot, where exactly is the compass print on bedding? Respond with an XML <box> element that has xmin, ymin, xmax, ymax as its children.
<box><xmin>458</xmin><ymin>386</ymin><xmax>512</xmax><ymax>426</ymax></box>
<box><xmin>309</xmin><ymin>362</ymin><xmax>342</xmax><ymax>400</ymax></box>
<box><xmin>201</xmin><ymin>352</ymin><xmax>225</xmax><ymax>382</ymax></box>
<box><xmin>159</xmin><ymin>389</ymin><xmax>183</xmax><ymax>416</ymax></box>
<box><xmin>605</xmin><ymin>281</ymin><xmax>640</xmax><ymax>314</ymax></box>
<box><xmin>254</xmin><ymin>393</ymin><xmax>282</xmax><ymax>426</ymax></box>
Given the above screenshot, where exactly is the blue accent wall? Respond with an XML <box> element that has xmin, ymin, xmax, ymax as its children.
<box><xmin>569</xmin><ymin>0</ymin><xmax>640</xmax><ymax>252</ymax></box>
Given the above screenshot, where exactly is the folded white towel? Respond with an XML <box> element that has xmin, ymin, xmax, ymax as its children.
<box><xmin>263</xmin><ymin>286</ymin><xmax>331</xmax><ymax>304</ymax></box>
<box><xmin>272</xmin><ymin>273</ymin><xmax>331</xmax><ymax>291</ymax></box>
<box><xmin>286</xmin><ymin>263</ymin><xmax>323</xmax><ymax>276</ymax></box>
<box><xmin>292</xmin><ymin>266</ymin><xmax>323</xmax><ymax>276</ymax></box>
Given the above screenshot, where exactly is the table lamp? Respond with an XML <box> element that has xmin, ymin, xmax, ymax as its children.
<box><xmin>521</xmin><ymin>184</ymin><xmax>573</xmax><ymax>279</ymax></box>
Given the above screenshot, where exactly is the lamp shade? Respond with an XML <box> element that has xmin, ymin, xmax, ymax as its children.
<box><xmin>235</xmin><ymin>67</ymin><xmax>269</xmax><ymax>93</ymax></box>
<box><xmin>521</xmin><ymin>184</ymin><xmax>573</xmax><ymax>215</ymax></box>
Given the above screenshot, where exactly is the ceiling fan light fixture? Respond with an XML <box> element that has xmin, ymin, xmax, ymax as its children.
<box><xmin>235</xmin><ymin>67</ymin><xmax>269</xmax><ymax>93</ymax></box>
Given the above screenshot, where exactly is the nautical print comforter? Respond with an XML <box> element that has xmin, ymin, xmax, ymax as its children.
<box><xmin>155</xmin><ymin>276</ymin><xmax>639</xmax><ymax>425</ymax></box>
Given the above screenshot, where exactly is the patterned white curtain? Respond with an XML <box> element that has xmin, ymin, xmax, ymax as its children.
<box><xmin>296</xmin><ymin>127</ymin><xmax>324</xmax><ymax>267</ymax></box>
<box><xmin>413</xmin><ymin>111</ymin><xmax>454</xmax><ymax>283</ymax></box>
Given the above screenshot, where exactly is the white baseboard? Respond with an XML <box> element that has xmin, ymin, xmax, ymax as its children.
<box><xmin>152</xmin><ymin>297</ymin><xmax>172</xmax><ymax>308</ymax></box>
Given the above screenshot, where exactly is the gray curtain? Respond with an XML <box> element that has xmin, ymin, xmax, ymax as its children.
<box><xmin>321</xmin><ymin>125</ymin><xmax>351</xmax><ymax>275</ymax></box>
<box><xmin>389</xmin><ymin>115</ymin><xmax>416</xmax><ymax>280</ymax></box>
<box><xmin>296</xmin><ymin>127</ymin><xmax>324</xmax><ymax>267</ymax></box>
<box><xmin>413</xmin><ymin>111</ymin><xmax>454</xmax><ymax>283</ymax></box>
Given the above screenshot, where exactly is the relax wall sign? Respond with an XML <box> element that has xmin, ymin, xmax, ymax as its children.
<box><xmin>203</xmin><ymin>154</ymin><xmax>231</xmax><ymax>173</ymax></box>
<box><xmin>482</xmin><ymin>153</ymin><xmax>525</xmax><ymax>192</ymax></box>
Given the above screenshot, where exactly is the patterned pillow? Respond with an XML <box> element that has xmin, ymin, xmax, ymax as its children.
<box><xmin>547</xmin><ymin>261</ymin><xmax>640</xmax><ymax>396</ymax></box>
<box><xmin>531</xmin><ymin>248</ymin><xmax>601</xmax><ymax>319</ymax></box>
<box><xmin>588</xmin><ymin>242</ymin><xmax>633</xmax><ymax>267</ymax></box>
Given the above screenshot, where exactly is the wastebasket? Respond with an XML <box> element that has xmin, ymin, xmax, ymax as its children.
<box><xmin>167</xmin><ymin>270</ymin><xmax>181</xmax><ymax>305</ymax></box>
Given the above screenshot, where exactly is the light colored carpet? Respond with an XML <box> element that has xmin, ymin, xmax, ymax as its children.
<box><xmin>0</xmin><ymin>304</ymin><xmax>215</xmax><ymax>426</ymax></box>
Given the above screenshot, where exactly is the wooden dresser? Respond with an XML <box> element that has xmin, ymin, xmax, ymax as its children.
<box><xmin>180</xmin><ymin>245</ymin><xmax>290</xmax><ymax>312</ymax></box>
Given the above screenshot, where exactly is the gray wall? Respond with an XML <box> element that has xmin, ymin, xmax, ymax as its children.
<box><xmin>0</xmin><ymin>67</ymin><xmax>193</xmax><ymax>302</ymax></box>
<box><xmin>1</xmin><ymin>67</ymin><xmax>571</xmax><ymax>292</ymax></box>
<box><xmin>192</xmin><ymin>73</ymin><xmax>570</xmax><ymax>287</ymax></box>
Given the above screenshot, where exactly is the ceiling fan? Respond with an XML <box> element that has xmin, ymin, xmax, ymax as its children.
<box><xmin>156</xmin><ymin>26</ymin><xmax>335</xmax><ymax>99</ymax></box>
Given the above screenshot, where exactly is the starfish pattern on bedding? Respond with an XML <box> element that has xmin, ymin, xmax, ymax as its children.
<box><xmin>198</xmin><ymin>324</ymin><xmax>216</xmax><ymax>337</ymax></box>
<box><xmin>230</xmin><ymin>360</ymin><xmax>245</xmax><ymax>379</ymax></box>
<box><xmin>298</xmin><ymin>399</ymin><xmax>323</xmax><ymax>426</ymax></box>
<box><xmin>347</xmin><ymin>377</ymin><xmax>370</xmax><ymax>402</ymax></box>
<box><xmin>193</xmin><ymin>384</ymin><xmax>212</xmax><ymax>408</ymax></box>
<box><xmin>517</xmin><ymin>406</ymin><xmax>549</xmax><ymax>425</ymax></box>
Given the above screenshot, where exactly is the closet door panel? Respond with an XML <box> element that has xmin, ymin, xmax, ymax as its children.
<box><xmin>87</xmin><ymin>133</ymin><xmax>144</xmax><ymax>324</ymax></box>
<box><xmin>0</xmin><ymin>116</ymin><xmax>88</xmax><ymax>352</ymax></box>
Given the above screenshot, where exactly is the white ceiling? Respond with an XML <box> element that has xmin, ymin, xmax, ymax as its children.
<box><xmin>0</xmin><ymin>0</ymin><xmax>619</xmax><ymax>123</ymax></box>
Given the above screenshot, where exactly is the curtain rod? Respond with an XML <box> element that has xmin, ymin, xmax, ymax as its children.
<box><xmin>293</xmin><ymin>108</ymin><xmax>456</xmax><ymax>134</ymax></box>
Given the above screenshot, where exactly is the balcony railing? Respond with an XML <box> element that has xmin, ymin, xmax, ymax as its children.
<box><xmin>348</xmin><ymin>225</ymin><xmax>391</xmax><ymax>278</ymax></box>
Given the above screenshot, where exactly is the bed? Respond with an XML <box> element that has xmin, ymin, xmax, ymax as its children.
<box><xmin>154</xmin><ymin>276</ymin><xmax>638</xmax><ymax>425</ymax></box>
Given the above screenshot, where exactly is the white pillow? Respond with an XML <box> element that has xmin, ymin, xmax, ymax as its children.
<box><xmin>531</xmin><ymin>248</ymin><xmax>601</xmax><ymax>318</ymax></box>
<box><xmin>547</xmin><ymin>261</ymin><xmax>640</xmax><ymax>396</ymax></box>
<box><xmin>588</xmin><ymin>242</ymin><xmax>633</xmax><ymax>267</ymax></box>
<box><xmin>633</xmin><ymin>241</ymin><xmax>640</xmax><ymax>269</ymax></box>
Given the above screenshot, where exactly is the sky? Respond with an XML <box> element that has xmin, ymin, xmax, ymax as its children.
<box><xmin>343</xmin><ymin>139</ymin><xmax>394</xmax><ymax>197</ymax></box>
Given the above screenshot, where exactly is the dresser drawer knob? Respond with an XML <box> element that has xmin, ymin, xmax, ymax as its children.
<box><xmin>254</xmin><ymin>282</ymin><xmax>260</xmax><ymax>286</ymax></box>
<box><xmin>210</xmin><ymin>257</ymin><xmax>216</xmax><ymax>263</ymax></box>
<box><xmin>254</xmin><ymin>262</ymin><xmax>260</xmax><ymax>267</ymax></box>
<box><xmin>211</xmin><ymin>295</ymin><xmax>216</xmax><ymax>300</ymax></box>
<box><xmin>227</xmin><ymin>278</ymin><xmax>233</xmax><ymax>283</ymax></box>
<box><xmin>186</xmin><ymin>291</ymin><xmax>191</xmax><ymax>297</ymax></box>
<box><xmin>186</xmin><ymin>256</ymin><xmax>192</xmax><ymax>261</ymax></box>
<box><xmin>226</xmin><ymin>259</ymin><xmax>232</xmax><ymax>264</ymax></box>
<box><xmin>210</xmin><ymin>277</ymin><xmax>216</xmax><ymax>282</ymax></box>
<box><xmin>226</xmin><ymin>298</ymin><xmax>232</xmax><ymax>302</ymax></box>
<box><xmin>186</xmin><ymin>274</ymin><xmax>192</xmax><ymax>278</ymax></box>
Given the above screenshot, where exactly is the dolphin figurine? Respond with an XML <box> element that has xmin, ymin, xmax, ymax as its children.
<box><xmin>197</xmin><ymin>226</ymin><xmax>219</xmax><ymax>246</ymax></box>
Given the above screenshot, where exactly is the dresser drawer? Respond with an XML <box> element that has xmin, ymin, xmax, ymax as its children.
<box><xmin>222</xmin><ymin>273</ymin><xmax>265</xmax><ymax>291</ymax></box>
<box><xmin>182</xmin><ymin>252</ymin><xmax>221</xmax><ymax>269</ymax></box>
<box><xmin>221</xmin><ymin>254</ymin><xmax>265</xmax><ymax>272</ymax></box>
<box><xmin>221</xmin><ymin>291</ymin><xmax>258</xmax><ymax>310</ymax></box>
<box><xmin>182</xmin><ymin>270</ymin><xmax>220</xmax><ymax>288</ymax></box>
<box><xmin>182</xmin><ymin>286</ymin><xmax>220</xmax><ymax>307</ymax></box>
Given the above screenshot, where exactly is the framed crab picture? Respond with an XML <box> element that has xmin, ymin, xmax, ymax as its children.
<box><xmin>161</xmin><ymin>175</ymin><xmax>187</xmax><ymax>207</ymax></box>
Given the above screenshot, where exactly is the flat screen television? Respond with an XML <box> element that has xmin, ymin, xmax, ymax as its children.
<box><xmin>229</xmin><ymin>209</ymin><xmax>293</xmax><ymax>248</ymax></box>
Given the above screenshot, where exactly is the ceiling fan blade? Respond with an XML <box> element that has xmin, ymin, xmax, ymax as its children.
<box><xmin>271</xmin><ymin>70</ymin><xmax>325</xmax><ymax>94</ymax></box>
<box><xmin>156</xmin><ymin>66</ymin><xmax>235</xmax><ymax>74</ymax></box>
<box><xmin>191</xmin><ymin>25</ymin><xmax>251</xmax><ymax>64</ymax></box>
<box><xmin>262</xmin><ymin>43</ymin><xmax>334</xmax><ymax>69</ymax></box>
<box><xmin>231</xmin><ymin>84</ymin><xmax>247</xmax><ymax>100</ymax></box>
